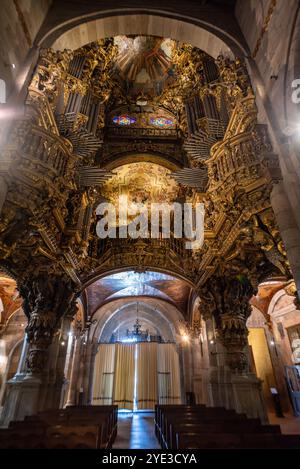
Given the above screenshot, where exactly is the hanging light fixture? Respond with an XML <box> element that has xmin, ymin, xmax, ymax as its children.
<box><xmin>125</xmin><ymin>302</ymin><xmax>149</xmax><ymax>342</ymax></box>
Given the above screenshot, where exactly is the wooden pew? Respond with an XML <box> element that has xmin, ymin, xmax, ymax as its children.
<box><xmin>27</xmin><ymin>405</ymin><xmax>118</xmax><ymax>447</ymax></box>
<box><xmin>167</xmin><ymin>421</ymin><xmax>281</xmax><ymax>449</ymax></box>
<box><xmin>0</xmin><ymin>405</ymin><xmax>118</xmax><ymax>449</ymax></box>
<box><xmin>155</xmin><ymin>404</ymin><xmax>300</xmax><ymax>450</ymax></box>
<box><xmin>156</xmin><ymin>406</ymin><xmax>249</xmax><ymax>448</ymax></box>
<box><xmin>176</xmin><ymin>431</ymin><xmax>300</xmax><ymax>449</ymax></box>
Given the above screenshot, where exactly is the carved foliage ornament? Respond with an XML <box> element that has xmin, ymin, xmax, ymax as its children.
<box><xmin>199</xmin><ymin>275</ymin><xmax>254</xmax><ymax>372</ymax></box>
<box><xmin>19</xmin><ymin>272</ymin><xmax>78</xmax><ymax>373</ymax></box>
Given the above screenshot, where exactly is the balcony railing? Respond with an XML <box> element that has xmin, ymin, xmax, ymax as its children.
<box><xmin>89</xmin><ymin>236</ymin><xmax>190</xmax><ymax>262</ymax></box>
<box><xmin>107</xmin><ymin>126</ymin><xmax>180</xmax><ymax>139</ymax></box>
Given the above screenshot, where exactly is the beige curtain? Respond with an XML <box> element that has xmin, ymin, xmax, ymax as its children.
<box><xmin>157</xmin><ymin>343</ymin><xmax>181</xmax><ymax>404</ymax></box>
<box><xmin>113</xmin><ymin>343</ymin><xmax>135</xmax><ymax>410</ymax></box>
<box><xmin>136</xmin><ymin>342</ymin><xmax>157</xmax><ymax>410</ymax></box>
<box><xmin>92</xmin><ymin>344</ymin><xmax>116</xmax><ymax>405</ymax></box>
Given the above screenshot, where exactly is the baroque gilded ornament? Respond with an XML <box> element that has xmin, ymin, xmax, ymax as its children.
<box><xmin>0</xmin><ymin>36</ymin><xmax>291</xmax><ymax>368</ymax></box>
<box><xmin>200</xmin><ymin>275</ymin><xmax>255</xmax><ymax>372</ymax></box>
<box><xmin>20</xmin><ymin>272</ymin><xmax>78</xmax><ymax>373</ymax></box>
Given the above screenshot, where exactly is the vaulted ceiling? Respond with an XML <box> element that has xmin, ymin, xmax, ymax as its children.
<box><xmin>85</xmin><ymin>270</ymin><xmax>193</xmax><ymax>316</ymax></box>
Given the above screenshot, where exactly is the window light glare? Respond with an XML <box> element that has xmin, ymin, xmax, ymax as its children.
<box><xmin>182</xmin><ymin>333</ymin><xmax>189</xmax><ymax>343</ymax></box>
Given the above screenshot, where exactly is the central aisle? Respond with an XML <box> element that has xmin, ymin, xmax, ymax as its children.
<box><xmin>113</xmin><ymin>412</ymin><xmax>161</xmax><ymax>449</ymax></box>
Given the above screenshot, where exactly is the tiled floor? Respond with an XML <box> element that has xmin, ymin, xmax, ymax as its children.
<box><xmin>113</xmin><ymin>412</ymin><xmax>161</xmax><ymax>449</ymax></box>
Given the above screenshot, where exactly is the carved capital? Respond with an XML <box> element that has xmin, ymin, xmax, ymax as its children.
<box><xmin>199</xmin><ymin>275</ymin><xmax>254</xmax><ymax>371</ymax></box>
<box><xmin>19</xmin><ymin>271</ymin><xmax>78</xmax><ymax>373</ymax></box>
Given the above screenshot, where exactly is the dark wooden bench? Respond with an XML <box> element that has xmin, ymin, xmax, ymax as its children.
<box><xmin>0</xmin><ymin>405</ymin><xmax>118</xmax><ymax>449</ymax></box>
<box><xmin>167</xmin><ymin>421</ymin><xmax>281</xmax><ymax>449</ymax></box>
<box><xmin>176</xmin><ymin>431</ymin><xmax>300</xmax><ymax>449</ymax></box>
<box><xmin>155</xmin><ymin>404</ymin><xmax>300</xmax><ymax>450</ymax></box>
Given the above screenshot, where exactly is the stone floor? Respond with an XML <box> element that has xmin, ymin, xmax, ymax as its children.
<box><xmin>268</xmin><ymin>412</ymin><xmax>300</xmax><ymax>434</ymax></box>
<box><xmin>112</xmin><ymin>410</ymin><xmax>300</xmax><ymax>449</ymax></box>
<box><xmin>113</xmin><ymin>412</ymin><xmax>161</xmax><ymax>449</ymax></box>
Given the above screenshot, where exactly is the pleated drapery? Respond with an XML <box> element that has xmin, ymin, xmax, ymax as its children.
<box><xmin>113</xmin><ymin>343</ymin><xmax>135</xmax><ymax>410</ymax></box>
<box><xmin>136</xmin><ymin>342</ymin><xmax>158</xmax><ymax>410</ymax></box>
<box><xmin>157</xmin><ymin>343</ymin><xmax>181</xmax><ymax>404</ymax></box>
<box><xmin>92</xmin><ymin>344</ymin><xmax>115</xmax><ymax>405</ymax></box>
<box><xmin>92</xmin><ymin>342</ymin><xmax>181</xmax><ymax>409</ymax></box>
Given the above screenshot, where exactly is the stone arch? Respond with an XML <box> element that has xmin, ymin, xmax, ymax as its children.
<box><xmin>89</xmin><ymin>296</ymin><xmax>185</xmax><ymax>345</ymax></box>
<box><xmin>267</xmin><ymin>289</ymin><xmax>291</xmax><ymax>317</ymax></box>
<box><xmin>102</xmin><ymin>152</ymin><xmax>183</xmax><ymax>172</ymax></box>
<box><xmin>81</xmin><ymin>266</ymin><xmax>196</xmax><ymax>292</ymax></box>
<box><xmin>37</xmin><ymin>10</ymin><xmax>247</xmax><ymax>58</ymax></box>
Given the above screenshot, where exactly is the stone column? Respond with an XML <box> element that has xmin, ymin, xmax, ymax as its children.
<box><xmin>82</xmin><ymin>341</ymin><xmax>98</xmax><ymax>405</ymax></box>
<box><xmin>190</xmin><ymin>336</ymin><xmax>201</xmax><ymax>403</ymax></box>
<box><xmin>39</xmin><ymin>312</ymin><xmax>75</xmax><ymax>411</ymax></box>
<box><xmin>271</xmin><ymin>182</ymin><xmax>300</xmax><ymax>301</ymax></box>
<box><xmin>0</xmin><ymin>334</ymin><xmax>29</xmax><ymax>408</ymax></box>
<box><xmin>65</xmin><ymin>331</ymin><xmax>82</xmax><ymax>407</ymax></box>
<box><xmin>0</xmin><ymin>176</ymin><xmax>8</xmax><ymax>215</ymax></box>
<box><xmin>52</xmin><ymin>314</ymin><xmax>75</xmax><ymax>408</ymax></box>
<box><xmin>87</xmin><ymin>342</ymin><xmax>99</xmax><ymax>405</ymax></box>
<box><xmin>16</xmin><ymin>334</ymin><xmax>30</xmax><ymax>375</ymax></box>
<box><xmin>199</xmin><ymin>275</ymin><xmax>268</xmax><ymax>422</ymax></box>
<box><xmin>0</xmin><ymin>272</ymin><xmax>77</xmax><ymax>427</ymax></box>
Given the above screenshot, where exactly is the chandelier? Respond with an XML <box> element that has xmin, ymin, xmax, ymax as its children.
<box><xmin>126</xmin><ymin>303</ymin><xmax>150</xmax><ymax>341</ymax></box>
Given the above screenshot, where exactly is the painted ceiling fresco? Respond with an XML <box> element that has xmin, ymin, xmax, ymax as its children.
<box><xmin>113</xmin><ymin>36</ymin><xmax>176</xmax><ymax>99</ymax></box>
<box><xmin>86</xmin><ymin>270</ymin><xmax>192</xmax><ymax>316</ymax></box>
<box><xmin>102</xmin><ymin>162</ymin><xmax>179</xmax><ymax>207</ymax></box>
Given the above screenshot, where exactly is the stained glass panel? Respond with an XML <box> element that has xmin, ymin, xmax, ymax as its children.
<box><xmin>113</xmin><ymin>115</ymin><xmax>136</xmax><ymax>126</ymax></box>
<box><xmin>150</xmin><ymin>117</ymin><xmax>174</xmax><ymax>127</ymax></box>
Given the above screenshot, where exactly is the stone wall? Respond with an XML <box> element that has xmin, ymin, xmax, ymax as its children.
<box><xmin>236</xmin><ymin>0</ymin><xmax>300</xmax><ymax>133</ymax></box>
<box><xmin>0</xmin><ymin>0</ymin><xmax>52</xmax><ymax>101</ymax></box>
